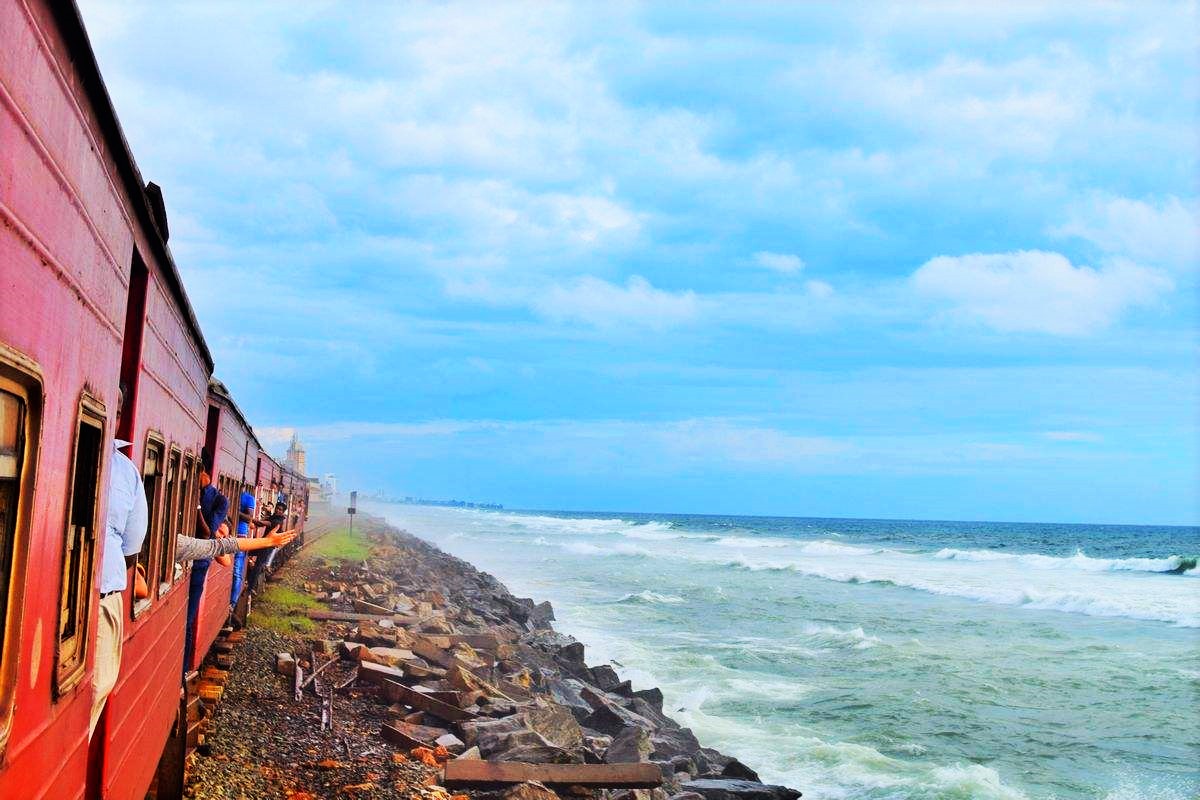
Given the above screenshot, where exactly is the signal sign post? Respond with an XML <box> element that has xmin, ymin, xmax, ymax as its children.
<box><xmin>347</xmin><ymin>491</ymin><xmax>357</xmax><ymax>535</ymax></box>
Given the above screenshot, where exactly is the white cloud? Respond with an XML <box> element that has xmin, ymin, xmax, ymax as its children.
<box><xmin>1044</xmin><ymin>431</ymin><xmax>1104</xmax><ymax>443</ymax></box>
<box><xmin>444</xmin><ymin>274</ymin><xmax>699</xmax><ymax>331</ymax></box>
<box><xmin>1053</xmin><ymin>194</ymin><xmax>1199</xmax><ymax>272</ymax></box>
<box><xmin>911</xmin><ymin>250</ymin><xmax>1172</xmax><ymax>335</ymax></box>
<box><xmin>805</xmin><ymin>280</ymin><xmax>834</xmax><ymax>299</ymax></box>
<box><xmin>532</xmin><ymin>276</ymin><xmax>699</xmax><ymax>330</ymax></box>
<box><xmin>753</xmin><ymin>251</ymin><xmax>806</xmax><ymax>274</ymax></box>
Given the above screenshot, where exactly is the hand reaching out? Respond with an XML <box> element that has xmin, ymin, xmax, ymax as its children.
<box><xmin>266</xmin><ymin>527</ymin><xmax>298</xmax><ymax>548</ymax></box>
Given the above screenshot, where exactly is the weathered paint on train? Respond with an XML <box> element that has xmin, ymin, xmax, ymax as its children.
<box><xmin>0</xmin><ymin>3</ymin><xmax>305</xmax><ymax>798</ymax></box>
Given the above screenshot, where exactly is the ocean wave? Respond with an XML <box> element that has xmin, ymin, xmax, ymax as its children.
<box><xmin>713</xmin><ymin>535</ymin><xmax>792</xmax><ymax>549</ymax></box>
<box><xmin>613</xmin><ymin>590</ymin><xmax>686</xmax><ymax>605</ymax></box>
<box><xmin>777</xmin><ymin>739</ymin><xmax>1030</xmax><ymax>800</ymax></box>
<box><xmin>800</xmin><ymin>623</ymin><xmax>882</xmax><ymax>650</ymax></box>
<box><xmin>712</xmin><ymin>555</ymin><xmax>1200</xmax><ymax>627</ymax></box>
<box><xmin>621</xmin><ymin>525</ymin><xmax>709</xmax><ymax>542</ymax></box>
<box><xmin>563</xmin><ymin>541</ymin><xmax>651</xmax><ymax>558</ymax></box>
<box><xmin>488</xmin><ymin>512</ymin><xmax>676</xmax><ymax>539</ymax></box>
<box><xmin>934</xmin><ymin>547</ymin><xmax>1198</xmax><ymax>575</ymax></box>
<box><xmin>794</xmin><ymin>540</ymin><xmax>883</xmax><ymax>557</ymax></box>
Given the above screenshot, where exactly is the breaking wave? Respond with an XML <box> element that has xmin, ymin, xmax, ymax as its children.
<box><xmin>613</xmin><ymin>590</ymin><xmax>686</xmax><ymax>605</ymax></box>
<box><xmin>934</xmin><ymin>548</ymin><xmax>1198</xmax><ymax>576</ymax></box>
<box><xmin>710</xmin><ymin>555</ymin><xmax>1200</xmax><ymax>627</ymax></box>
<box><xmin>563</xmin><ymin>541</ymin><xmax>652</xmax><ymax>558</ymax></box>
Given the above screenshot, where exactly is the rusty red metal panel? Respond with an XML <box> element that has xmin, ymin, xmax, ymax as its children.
<box><xmin>192</xmin><ymin>564</ymin><xmax>234</xmax><ymax>672</ymax></box>
<box><xmin>104</xmin><ymin>584</ymin><xmax>186</xmax><ymax>798</ymax></box>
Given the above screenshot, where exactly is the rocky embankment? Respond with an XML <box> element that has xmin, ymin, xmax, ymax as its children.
<box><xmin>190</xmin><ymin>508</ymin><xmax>802</xmax><ymax>800</ymax></box>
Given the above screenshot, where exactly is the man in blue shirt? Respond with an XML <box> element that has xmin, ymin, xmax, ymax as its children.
<box><xmin>92</xmin><ymin>385</ymin><xmax>148</xmax><ymax>737</ymax></box>
<box><xmin>229</xmin><ymin>490</ymin><xmax>256</xmax><ymax>606</ymax></box>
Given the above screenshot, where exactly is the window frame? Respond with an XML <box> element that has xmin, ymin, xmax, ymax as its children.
<box><xmin>134</xmin><ymin>431</ymin><xmax>166</xmax><ymax>620</ymax></box>
<box><xmin>54</xmin><ymin>392</ymin><xmax>106</xmax><ymax>696</ymax></box>
<box><xmin>167</xmin><ymin>450</ymin><xmax>196</xmax><ymax>591</ymax></box>
<box><xmin>0</xmin><ymin>348</ymin><xmax>42</xmax><ymax>753</ymax></box>
<box><xmin>158</xmin><ymin>445</ymin><xmax>182</xmax><ymax>597</ymax></box>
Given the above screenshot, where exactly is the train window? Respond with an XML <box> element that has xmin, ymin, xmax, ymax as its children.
<box><xmin>0</xmin><ymin>362</ymin><xmax>41</xmax><ymax>752</ymax></box>
<box><xmin>159</xmin><ymin>448</ymin><xmax>181</xmax><ymax>595</ymax></box>
<box><xmin>56</xmin><ymin>396</ymin><xmax>105</xmax><ymax>694</ymax></box>
<box><xmin>169</xmin><ymin>452</ymin><xmax>195</xmax><ymax>586</ymax></box>
<box><xmin>136</xmin><ymin>435</ymin><xmax>165</xmax><ymax>619</ymax></box>
<box><xmin>0</xmin><ymin>392</ymin><xmax>25</xmax><ymax>658</ymax></box>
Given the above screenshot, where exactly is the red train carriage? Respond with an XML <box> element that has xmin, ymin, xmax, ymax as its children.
<box><xmin>1</xmin><ymin>2</ymin><xmax>212</xmax><ymax>797</ymax></box>
<box><xmin>0</xmin><ymin>3</ymin><xmax>306</xmax><ymax>798</ymax></box>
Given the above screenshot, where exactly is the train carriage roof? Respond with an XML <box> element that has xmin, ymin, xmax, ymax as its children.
<box><xmin>51</xmin><ymin>1</ymin><xmax>214</xmax><ymax>373</ymax></box>
<box><xmin>208</xmin><ymin>379</ymin><xmax>263</xmax><ymax>453</ymax></box>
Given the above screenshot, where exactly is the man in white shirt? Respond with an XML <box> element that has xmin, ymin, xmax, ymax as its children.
<box><xmin>91</xmin><ymin>385</ymin><xmax>148</xmax><ymax>737</ymax></box>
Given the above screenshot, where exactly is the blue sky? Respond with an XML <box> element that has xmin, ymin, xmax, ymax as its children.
<box><xmin>79</xmin><ymin>1</ymin><xmax>1198</xmax><ymax>524</ymax></box>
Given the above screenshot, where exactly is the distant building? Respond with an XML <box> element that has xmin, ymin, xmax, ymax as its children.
<box><xmin>322</xmin><ymin>473</ymin><xmax>337</xmax><ymax>495</ymax></box>
<box><xmin>285</xmin><ymin>432</ymin><xmax>306</xmax><ymax>475</ymax></box>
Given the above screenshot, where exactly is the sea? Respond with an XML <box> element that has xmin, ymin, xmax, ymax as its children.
<box><xmin>364</xmin><ymin>502</ymin><xmax>1199</xmax><ymax>800</ymax></box>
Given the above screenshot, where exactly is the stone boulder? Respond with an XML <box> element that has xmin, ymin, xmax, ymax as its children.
<box><xmin>631</xmin><ymin>688</ymin><xmax>664</xmax><ymax>712</ymax></box>
<box><xmin>720</xmin><ymin>759</ymin><xmax>760</xmax><ymax>782</ymax></box>
<box><xmin>495</xmin><ymin>741</ymin><xmax>583</xmax><ymax>764</ymax></box>
<box><xmin>525</xmin><ymin>703</ymin><xmax>584</xmax><ymax>750</ymax></box>
<box><xmin>504</xmin><ymin>782</ymin><xmax>560</xmax><ymax>800</ymax></box>
<box><xmin>591</xmin><ymin>665</ymin><xmax>623</xmax><ymax>693</ymax></box>
<box><xmin>545</xmin><ymin>677</ymin><xmax>592</xmax><ymax>723</ymax></box>
<box><xmin>605</xmin><ymin>725</ymin><xmax>652</xmax><ymax>764</ymax></box>
<box><xmin>680</xmin><ymin>780</ymin><xmax>800</xmax><ymax>800</ymax></box>
<box><xmin>582</xmin><ymin>702</ymin><xmax>653</xmax><ymax>737</ymax></box>
<box><xmin>649</xmin><ymin>727</ymin><xmax>702</xmax><ymax>760</ymax></box>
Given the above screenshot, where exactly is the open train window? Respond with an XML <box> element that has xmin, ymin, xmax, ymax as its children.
<box><xmin>136</xmin><ymin>435</ymin><xmax>165</xmax><ymax>619</ymax></box>
<box><xmin>56</xmin><ymin>395</ymin><xmax>105</xmax><ymax>695</ymax></box>
<box><xmin>159</xmin><ymin>447</ymin><xmax>181</xmax><ymax>595</ymax></box>
<box><xmin>167</xmin><ymin>451</ymin><xmax>196</xmax><ymax>589</ymax></box>
<box><xmin>0</xmin><ymin>355</ymin><xmax>41</xmax><ymax>752</ymax></box>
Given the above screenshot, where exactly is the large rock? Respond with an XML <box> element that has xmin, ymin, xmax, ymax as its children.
<box><xmin>721</xmin><ymin>759</ymin><xmax>760</xmax><ymax>782</ymax></box>
<box><xmin>582</xmin><ymin>702</ymin><xmax>653</xmax><ymax>737</ymax></box>
<box><xmin>364</xmin><ymin>647</ymin><xmax>416</xmax><ymax>667</ymax></box>
<box><xmin>504</xmin><ymin>782</ymin><xmax>560</xmax><ymax>800</ymax></box>
<box><xmin>554</xmin><ymin>642</ymin><xmax>591</xmax><ymax>680</ymax></box>
<box><xmin>526</xmin><ymin>703</ymin><xmax>584</xmax><ymax>750</ymax></box>
<box><xmin>530</xmin><ymin>600</ymin><xmax>555</xmax><ymax>628</ymax></box>
<box><xmin>649</xmin><ymin>727</ymin><xmax>702</xmax><ymax>760</ymax></box>
<box><xmin>461</xmin><ymin>715</ymin><xmax>530</xmax><ymax>752</ymax></box>
<box><xmin>546</xmin><ymin>678</ymin><xmax>592</xmax><ymax>722</ymax></box>
<box><xmin>494</xmin><ymin>741</ymin><xmax>583</xmax><ymax>764</ymax></box>
<box><xmin>680</xmin><ymin>780</ymin><xmax>800</xmax><ymax>800</ymax></box>
<box><xmin>591</xmin><ymin>665</ymin><xmax>623</xmax><ymax>693</ymax></box>
<box><xmin>628</xmin><ymin>697</ymin><xmax>678</xmax><ymax>730</ymax></box>
<box><xmin>631</xmin><ymin>688</ymin><xmax>664</xmax><ymax>712</ymax></box>
<box><xmin>605</xmin><ymin>726</ymin><xmax>652</xmax><ymax>764</ymax></box>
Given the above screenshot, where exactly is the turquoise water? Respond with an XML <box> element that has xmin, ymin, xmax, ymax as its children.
<box><xmin>368</xmin><ymin>503</ymin><xmax>1199</xmax><ymax>800</ymax></box>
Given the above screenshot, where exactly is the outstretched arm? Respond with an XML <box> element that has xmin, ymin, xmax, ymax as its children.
<box><xmin>173</xmin><ymin>529</ymin><xmax>297</xmax><ymax>564</ymax></box>
<box><xmin>238</xmin><ymin>527</ymin><xmax>298</xmax><ymax>551</ymax></box>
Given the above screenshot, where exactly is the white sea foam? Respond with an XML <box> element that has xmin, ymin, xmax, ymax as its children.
<box><xmin>702</xmin><ymin>550</ymin><xmax>1200</xmax><ymax>627</ymax></box>
<box><xmin>800</xmin><ymin>623</ymin><xmax>882</xmax><ymax>650</ymax></box>
<box><xmin>794</xmin><ymin>540</ymin><xmax>883</xmax><ymax>556</ymax></box>
<box><xmin>614</xmin><ymin>590</ymin><xmax>686</xmax><ymax>604</ymax></box>
<box><xmin>485</xmin><ymin>511</ymin><xmax>677</xmax><ymax>539</ymax></box>
<box><xmin>563</xmin><ymin>541</ymin><xmax>651</xmax><ymax>558</ymax></box>
<box><xmin>713</xmin><ymin>535</ymin><xmax>792</xmax><ymax>548</ymax></box>
<box><xmin>934</xmin><ymin>547</ymin><xmax>1197</xmax><ymax>575</ymax></box>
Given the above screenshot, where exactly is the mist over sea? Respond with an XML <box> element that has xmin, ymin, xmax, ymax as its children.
<box><xmin>366</xmin><ymin>502</ymin><xmax>1199</xmax><ymax>800</ymax></box>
